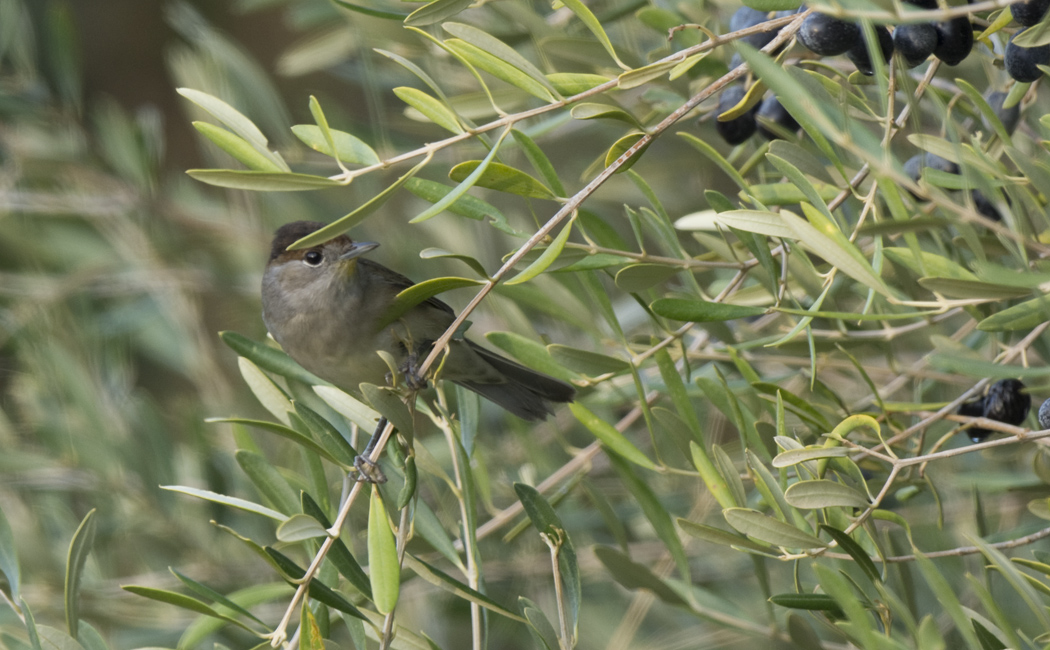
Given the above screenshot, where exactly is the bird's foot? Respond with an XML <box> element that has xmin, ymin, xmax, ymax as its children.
<box><xmin>353</xmin><ymin>416</ymin><xmax>390</xmax><ymax>484</ymax></box>
<box><xmin>353</xmin><ymin>454</ymin><xmax>388</xmax><ymax>484</ymax></box>
<box><xmin>399</xmin><ymin>353</ymin><xmax>429</xmax><ymax>392</ymax></box>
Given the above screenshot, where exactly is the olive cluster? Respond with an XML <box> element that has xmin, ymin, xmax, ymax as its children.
<box><xmin>713</xmin><ymin>2</ymin><xmax>1049</xmax><ymax>146</ymax></box>
<box><xmin>957</xmin><ymin>379</ymin><xmax>1031</xmax><ymax>442</ymax></box>
<box><xmin>901</xmin><ymin>88</ymin><xmax>1018</xmax><ymax>220</ymax></box>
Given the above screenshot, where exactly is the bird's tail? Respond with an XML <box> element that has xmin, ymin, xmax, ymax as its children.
<box><xmin>452</xmin><ymin>341</ymin><xmax>576</xmax><ymax>421</ymax></box>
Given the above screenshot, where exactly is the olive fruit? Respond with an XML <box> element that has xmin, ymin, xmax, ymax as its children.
<box><xmin>1012</xmin><ymin>0</ymin><xmax>1050</xmax><ymax>27</ymax></box>
<box><xmin>903</xmin><ymin>152</ymin><xmax>957</xmax><ymax>199</ymax></box>
<box><xmin>798</xmin><ymin>13</ymin><xmax>860</xmax><ymax>56</ymax></box>
<box><xmin>904</xmin><ymin>152</ymin><xmax>958</xmax><ymax>181</ymax></box>
<box><xmin>933</xmin><ymin>17</ymin><xmax>974</xmax><ymax>66</ymax></box>
<box><xmin>983</xmin><ymin>378</ymin><xmax>1031</xmax><ymax>425</ymax></box>
<box><xmin>757</xmin><ymin>95</ymin><xmax>799</xmax><ymax>140</ymax></box>
<box><xmin>1005</xmin><ymin>30</ymin><xmax>1050</xmax><ymax>82</ymax></box>
<box><xmin>958</xmin><ymin>397</ymin><xmax>986</xmax><ymax>440</ymax></box>
<box><xmin>730</xmin><ymin>7</ymin><xmax>779</xmax><ymax>49</ymax></box>
<box><xmin>972</xmin><ymin>190</ymin><xmax>1004</xmax><ymax>222</ymax></box>
<box><xmin>982</xmin><ymin>90</ymin><xmax>1021</xmax><ymax>134</ymax></box>
<box><xmin>715</xmin><ymin>85</ymin><xmax>758</xmax><ymax>145</ymax></box>
<box><xmin>893</xmin><ymin>23</ymin><xmax>938</xmax><ymax>68</ymax></box>
<box><xmin>960</xmin><ymin>379</ymin><xmax>1031</xmax><ymax>442</ymax></box>
<box><xmin>1039</xmin><ymin>398</ymin><xmax>1050</xmax><ymax>429</ymax></box>
<box><xmin>846</xmin><ymin>25</ymin><xmax>894</xmax><ymax>75</ymax></box>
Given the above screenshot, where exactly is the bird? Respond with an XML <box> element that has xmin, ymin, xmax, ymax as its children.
<box><xmin>261</xmin><ymin>221</ymin><xmax>576</xmax><ymax>422</ymax></box>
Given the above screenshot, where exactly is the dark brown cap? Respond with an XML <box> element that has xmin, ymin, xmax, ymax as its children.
<box><xmin>269</xmin><ymin>221</ymin><xmax>333</xmax><ymax>261</ymax></box>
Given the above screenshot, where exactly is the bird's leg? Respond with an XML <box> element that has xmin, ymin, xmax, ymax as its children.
<box><xmin>397</xmin><ymin>338</ymin><xmax>432</xmax><ymax>392</ymax></box>
<box><xmin>354</xmin><ymin>416</ymin><xmax>389</xmax><ymax>484</ymax></box>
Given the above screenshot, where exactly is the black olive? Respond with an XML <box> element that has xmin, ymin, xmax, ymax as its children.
<box><xmin>846</xmin><ymin>25</ymin><xmax>894</xmax><ymax>75</ymax></box>
<box><xmin>1012</xmin><ymin>0</ymin><xmax>1050</xmax><ymax>27</ymax></box>
<box><xmin>894</xmin><ymin>23</ymin><xmax>939</xmax><ymax>68</ymax></box>
<box><xmin>959</xmin><ymin>397</ymin><xmax>990</xmax><ymax>442</ymax></box>
<box><xmin>798</xmin><ymin>13</ymin><xmax>860</xmax><ymax>56</ymax></box>
<box><xmin>730</xmin><ymin>7</ymin><xmax>779</xmax><ymax>49</ymax></box>
<box><xmin>1005</xmin><ymin>30</ymin><xmax>1050</xmax><ymax>83</ymax></box>
<box><xmin>972</xmin><ymin>189</ymin><xmax>1008</xmax><ymax>222</ymax></box>
<box><xmin>1039</xmin><ymin>398</ymin><xmax>1050</xmax><ymax>429</ymax></box>
<box><xmin>982</xmin><ymin>90</ymin><xmax>1021</xmax><ymax>135</ymax></box>
<box><xmin>714</xmin><ymin>85</ymin><xmax>758</xmax><ymax>145</ymax></box>
<box><xmin>983</xmin><ymin>379</ymin><xmax>1030</xmax><ymax>426</ymax></box>
<box><xmin>757</xmin><ymin>95</ymin><xmax>800</xmax><ymax>140</ymax></box>
<box><xmin>903</xmin><ymin>153</ymin><xmax>959</xmax><ymax>197</ymax></box>
<box><xmin>933</xmin><ymin>17</ymin><xmax>974</xmax><ymax>66</ymax></box>
<box><xmin>964</xmin><ymin>379</ymin><xmax>1031</xmax><ymax>442</ymax></box>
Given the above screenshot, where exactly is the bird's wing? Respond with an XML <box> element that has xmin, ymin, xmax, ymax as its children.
<box><xmin>360</xmin><ymin>258</ymin><xmax>456</xmax><ymax>317</ymax></box>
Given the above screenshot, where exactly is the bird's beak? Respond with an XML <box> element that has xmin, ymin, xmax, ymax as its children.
<box><xmin>338</xmin><ymin>241</ymin><xmax>379</xmax><ymax>262</ymax></box>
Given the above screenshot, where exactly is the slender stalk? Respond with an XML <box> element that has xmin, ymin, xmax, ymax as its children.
<box><xmin>542</xmin><ymin>532</ymin><xmax>572</xmax><ymax>650</ymax></box>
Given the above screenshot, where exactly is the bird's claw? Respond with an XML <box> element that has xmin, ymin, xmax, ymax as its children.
<box><xmin>354</xmin><ymin>455</ymin><xmax>388</xmax><ymax>484</ymax></box>
<box><xmin>399</xmin><ymin>354</ymin><xmax>429</xmax><ymax>392</ymax></box>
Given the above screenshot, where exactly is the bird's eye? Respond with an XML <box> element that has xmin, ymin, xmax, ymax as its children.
<box><xmin>303</xmin><ymin>251</ymin><xmax>324</xmax><ymax>267</ymax></box>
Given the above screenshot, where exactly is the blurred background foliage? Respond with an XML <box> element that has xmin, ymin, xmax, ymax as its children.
<box><xmin>2</xmin><ymin>0</ymin><xmax>1050</xmax><ymax>648</ymax></box>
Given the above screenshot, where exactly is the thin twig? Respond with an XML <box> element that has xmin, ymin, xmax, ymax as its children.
<box><xmin>819</xmin><ymin>526</ymin><xmax>1050</xmax><ymax>563</ymax></box>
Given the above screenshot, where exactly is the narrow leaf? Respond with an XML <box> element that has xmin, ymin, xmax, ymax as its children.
<box><xmin>505</xmin><ymin>217</ymin><xmax>575</xmax><ymax>285</ymax></box>
<box><xmin>289</xmin><ymin>155</ymin><xmax>431</xmax><ymax>248</ymax></box>
<box><xmin>381</xmin><ymin>277</ymin><xmax>483</xmax><ymax>328</ymax></box>
<box><xmin>161</xmin><ymin>485</ymin><xmax>288</xmax><ymax>521</ymax></box>
<box><xmin>206</xmin><ymin>418</ymin><xmax>344</xmax><ymax>466</ymax></box>
<box><xmin>275</xmin><ymin>514</ymin><xmax>329</xmax><ymax>542</ymax></box>
<box><xmin>547</xmin><ymin>345</ymin><xmax>629</xmax><ymax>376</ymax></box>
<box><xmin>65</xmin><ymin>509</ymin><xmax>97</xmax><ymax>638</ymax></box>
<box><xmin>192</xmin><ymin>122</ymin><xmax>282</xmax><ymax>172</ymax></box>
<box><xmin>221</xmin><ymin>331</ymin><xmax>329</xmax><ymax>386</ymax></box>
<box><xmin>569</xmin><ymin>402</ymin><xmax>655</xmax><ymax>470</ymax></box>
<box><xmin>187</xmin><ymin>170</ymin><xmax>341</xmax><ymax>191</ymax></box>
<box><xmin>448</xmin><ymin>161</ymin><xmax>556</xmax><ymax>199</ymax></box>
<box><xmin>559</xmin><ymin>0</ymin><xmax>629</xmax><ymax>69</ymax></box>
<box><xmin>404</xmin><ymin>0</ymin><xmax>471</xmax><ymax>26</ymax></box>
<box><xmin>784</xmin><ymin>480</ymin><xmax>869</xmax><ymax>509</ymax></box>
<box><xmin>238</xmin><ymin>357</ymin><xmax>292</xmax><ymax>426</ymax></box>
<box><xmin>405</xmin><ymin>178</ymin><xmax>506</xmax><ymax>224</ymax></box>
<box><xmin>393</xmin><ymin>87</ymin><xmax>463</xmax><ymax>133</ymax></box>
<box><xmin>723</xmin><ymin>508</ymin><xmax>826</xmax><ymax>549</ymax></box>
<box><xmin>780</xmin><ymin>210</ymin><xmax>893</xmax><ymax>297</ymax></box>
<box><xmin>678</xmin><ymin>518</ymin><xmax>771</xmax><ymax>552</ymax></box>
<box><xmin>443</xmin><ymin>23</ymin><xmax>557</xmax><ymax>97</ymax></box>
<box><xmin>177</xmin><ymin>88</ymin><xmax>288</xmax><ymax>171</ymax></box>
<box><xmin>291</xmin><ymin>125</ymin><xmax>380</xmax><ymax>165</ymax></box>
<box><xmin>0</xmin><ymin>505</ymin><xmax>20</xmax><ymax>602</ymax></box>
<box><xmin>977</xmin><ymin>296</ymin><xmax>1050</xmax><ymax>331</ymax></box>
<box><xmin>650</xmin><ymin>298</ymin><xmax>765</xmax><ymax>322</ymax></box>
<box><xmin>404</xmin><ymin>555</ymin><xmax>525</xmax><ymax>622</ymax></box>
<box><xmin>412</xmin><ymin>129</ymin><xmax>510</xmax><ymax>222</ymax></box>
<box><xmin>712</xmin><ymin>210</ymin><xmax>795</xmax><ymax>238</ymax></box>
<box><xmin>546</xmin><ymin>72</ymin><xmax>611</xmax><ymax>95</ymax></box>
<box><xmin>121</xmin><ymin>586</ymin><xmax>260</xmax><ymax>634</ymax></box>
<box><xmin>368</xmin><ymin>487</ymin><xmax>400</xmax><ymax>614</ymax></box>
